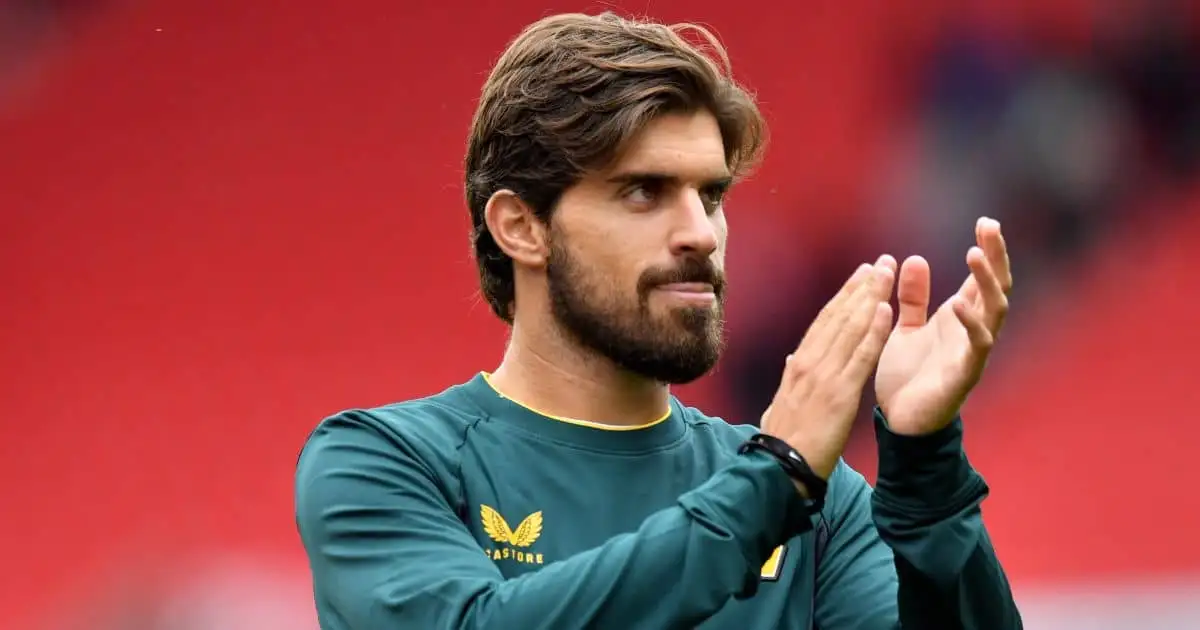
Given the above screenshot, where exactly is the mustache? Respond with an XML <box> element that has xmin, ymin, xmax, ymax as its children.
<box><xmin>638</xmin><ymin>258</ymin><xmax>726</xmax><ymax>297</ymax></box>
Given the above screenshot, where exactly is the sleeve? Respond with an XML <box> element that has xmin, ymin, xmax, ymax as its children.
<box><xmin>812</xmin><ymin>410</ymin><xmax>1022</xmax><ymax>629</ymax></box>
<box><xmin>294</xmin><ymin>412</ymin><xmax>810</xmax><ymax>630</ymax></box>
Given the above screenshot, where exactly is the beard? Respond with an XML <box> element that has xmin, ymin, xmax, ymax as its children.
<box><xmin>545</xmin><ymin>237</ymin><xmax>726</xmax><ymax>385</ymax></box>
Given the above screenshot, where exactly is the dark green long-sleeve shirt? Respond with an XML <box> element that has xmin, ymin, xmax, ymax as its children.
<box><xmin>294</xmin><ymin>373</ymin><xmax>1021</xmax><ymax>629</ymax></box>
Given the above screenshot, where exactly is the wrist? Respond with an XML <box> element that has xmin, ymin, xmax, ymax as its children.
<box><xmin>782</xmin><ymin>434</ymin><xmax>835</xmax><ymax>480</ymax></box>
<box><xmin>878</xmin><ymin>402</ymin><xmax>959</xmax><ymax>436</ymax></box>
<box><xmin>738</xmin><ymin>433</ymin><xmax>828</xmax><ymax>512</ymax></box>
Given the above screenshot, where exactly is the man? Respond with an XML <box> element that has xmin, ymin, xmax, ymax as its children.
<box><xmin>295</xmin><ymin>12</ymin><xmax>1022</xmax><ymax>629</ymax></box>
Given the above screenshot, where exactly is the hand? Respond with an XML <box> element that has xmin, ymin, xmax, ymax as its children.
<box><xmin>761</xmin><ymin>256</ymin><xmax>896</xmax><ymax>482</ymax></box>
<box><xmin>874</xmin><ymin>217</ymin><xmax>1013</xmax><ymax>435</ymax></box>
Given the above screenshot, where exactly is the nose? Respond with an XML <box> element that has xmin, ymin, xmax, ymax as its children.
<box><xmin>668</xmin><ymin>190</ymin><xmax>719</xmax><ymax>258</ymax></box>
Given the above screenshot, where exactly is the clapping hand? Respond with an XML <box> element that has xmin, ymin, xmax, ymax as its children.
<box><xmin>874</xmin><ymin>218</ymin><xmax>1014</xmax><ymax>435</ymax></box>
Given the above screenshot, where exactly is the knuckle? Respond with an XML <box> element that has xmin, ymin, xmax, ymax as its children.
<box><xmin>787</xmin><ymin>353</ymin><xmax>815</xmax><ymax>379</ymax></box>
<box><xmin>852</xmin><ymin>343</ymin><xmax>879</xmax><ymax>365</ymax></box>
<box><xmin>849</xmin><ymin>305</ymin><xmax>876</xmax><ymax>331</ymax></box>
<box><xmin>799</xmin><ymin>371</ymin><xmax>836</xmax><ymax>403</ymax></box>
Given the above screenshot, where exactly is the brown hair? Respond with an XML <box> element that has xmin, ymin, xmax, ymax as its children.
<box><xmin>465</xmin><ymin>11</ymin><xmax>766</xmax><ymax>322</ymax></box>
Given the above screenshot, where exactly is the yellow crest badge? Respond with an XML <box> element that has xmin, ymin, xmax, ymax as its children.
<box><xmin>480</xmin><ymin>504</ymin><xmax>545</xmax><ymax>565</ymax></box>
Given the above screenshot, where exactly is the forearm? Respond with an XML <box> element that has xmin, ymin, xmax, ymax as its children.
<box><xmin>871</xmin><ymin>410</ymin><xmax>1022</xmax><ymax>629</ymax></box>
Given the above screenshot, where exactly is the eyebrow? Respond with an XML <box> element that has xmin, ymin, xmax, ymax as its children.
<box><xmin>605</xmin><ymin>171</ymin><xmax>734</xmax><ymax>190</ymax></box>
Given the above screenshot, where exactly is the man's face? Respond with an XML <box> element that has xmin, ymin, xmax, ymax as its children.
<box><xmin>547</xmin><ymin>110</ymin><xmax>730</xmax><ymax>384</ymax></box>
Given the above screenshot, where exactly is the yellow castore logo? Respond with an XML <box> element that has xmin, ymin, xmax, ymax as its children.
<box><xmin>481</xmin><ymin>505</ymin><xmax>543</xmax><ymax>546</ymax></box>
<box><xmin>480</xmin><ymin>505</ymin><xmax>545</xmax><ymax>565</ymax></box>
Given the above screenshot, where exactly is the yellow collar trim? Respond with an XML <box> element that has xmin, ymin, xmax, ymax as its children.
<box><xmin>480</xmin><ymin>372</ymin><xmax>671</xmax><ymax>432</ymax></box>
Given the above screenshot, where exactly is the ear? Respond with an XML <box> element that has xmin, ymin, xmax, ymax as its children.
<box><xmin>484</xmin><ymin>190</ymin><xmax>549</xmax><ymax>268</ymax></box>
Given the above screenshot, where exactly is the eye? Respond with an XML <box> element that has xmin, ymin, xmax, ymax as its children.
<box><xmin>699</xmin><ymin>184</ymin><xmax>729</xmax><ymax>214</ymax></box>
<box><xmin>623</xmin><ymin>181</ymin><xmax>663</xmax><ymax>207</ymax></box>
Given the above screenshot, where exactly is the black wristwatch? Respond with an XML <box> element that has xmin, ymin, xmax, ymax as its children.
<box><xmin>739</xmin><ymin>433</ymin><xmax>828</xmax><ymax>513</ymax></box>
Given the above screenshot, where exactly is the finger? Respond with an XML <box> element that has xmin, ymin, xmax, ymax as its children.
<box><xmin>797</xmin><ymin>256</ymin><xmax>893</xmax><ymax>361</ymax></box>
<box><xmin>895</xmin><ymin>255</ymin><xmax>931</xmax><ymax>328</ymax></box>
<box><xmin>966</xmin><ymin>246</ymin><xmax>1008</xmax><ymax>332</ymax></box>
<box><xmin>958</xmin><ymin>275</ymin><xmax>980</xmax><ymax>305</ymax></box>
<box><xmin>783</xmin><ymin>265</ymin><xmax>870</xmax><ymax>387</ymax></box>
<box><xmin>875</xmin><ymin>253</ymin><xmax>898</xmax><ymax>275</ymax></box>
<box><xmin>951</xmin><ymin>295</ymin><xmax>994</xmax><ymax>352</ymax></box>
<box><xmin>807</xmin><ymin>263</ymin><xmax>871</xmax><ymax>335</ymax></box>
<box><xmin>844</xmin><ymin>301</ymin><xmax>893</xmax><ymax>382</ymax></box>
<box><xmin>824</xmin><ymin>262</ymin><xmax>895</xmax><ymax>365</ymax></box>
<box><xmin>807</xmin><ymin>268</ymin><xmax>877</xmax><ymax>365</ymax></box>
<box><xmin>976</xmin><ymin>217</ymin><xmax>1013</xmax><ymax>294</ymax></box>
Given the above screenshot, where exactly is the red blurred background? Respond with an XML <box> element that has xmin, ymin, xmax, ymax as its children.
<box><xmin>3</xmin><ymin>0</ymin><xmax>1199</xmax><ymax>627</ymax></box>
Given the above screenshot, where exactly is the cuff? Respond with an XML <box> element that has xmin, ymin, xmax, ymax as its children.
<box><xmin>873</xmin><ymin>407</ymin><xmax>986</xmax><ymax>518</ymax></box>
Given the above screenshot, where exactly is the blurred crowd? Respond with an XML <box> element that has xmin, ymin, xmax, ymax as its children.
<box><xmin>0</xmin><ymin>0</ymin><xmax>104</xmax><ymax>115</ymax></box>
<box><xmin>722</xmin><ymin>0</ymin><xmax>1200</xmax><ymax>429</ymax></box>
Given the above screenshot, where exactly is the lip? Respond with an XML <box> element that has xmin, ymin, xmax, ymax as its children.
<box><xmin>657</xmin><ymin>282</ymin><xmax>715</xmax><ymax>293</ymax></box>
<box><xmin>653</xmin><ymin>283</ymin><xmax>718</xmax><ymax>305</ymax></box>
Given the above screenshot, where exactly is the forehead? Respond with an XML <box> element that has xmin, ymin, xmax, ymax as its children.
<box><xmin>604</xmin><ymin>110</ymin><xmax>730</xmax><ymax>181</ymax></box>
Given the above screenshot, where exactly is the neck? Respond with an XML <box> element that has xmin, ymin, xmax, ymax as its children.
<box><xmin>488</xmin><ymin>317</ymin><xmax>671</xmax><ymax>427</ymax></box>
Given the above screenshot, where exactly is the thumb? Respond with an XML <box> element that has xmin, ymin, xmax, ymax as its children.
<box><xmin>896</xmin><ymin>256</ymin><xmax>931</xmax><ymax>328</ymax></box>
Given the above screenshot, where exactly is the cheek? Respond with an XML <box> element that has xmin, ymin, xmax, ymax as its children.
<box><xmin>580</xmin><ymin>229</ymin><xmax>651</xmax><ymax>285</ymax></box>
<box><xmin>556</xmin><ymin>200</ymin><xmax>665</xmax><ymax>296</ymax></box>
<box><xmin>599</xmin><ymin>251</ymin><xmax>644</xmax><ymax>294</ymax></box>
<box><xmin>564</xmin><ymin>237</ymin><xmax>638</xmax><ymax>295</ymax></box>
